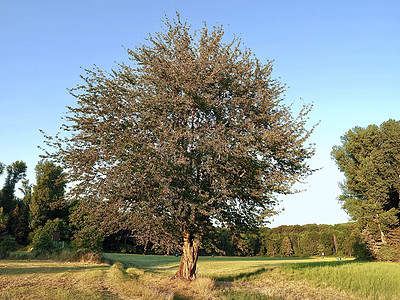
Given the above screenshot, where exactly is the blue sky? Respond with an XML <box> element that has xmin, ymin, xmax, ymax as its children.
<box><xmin>1</xmin><ymin>0</ymin><xmax>399</xmax><ymax>227</ymax></box>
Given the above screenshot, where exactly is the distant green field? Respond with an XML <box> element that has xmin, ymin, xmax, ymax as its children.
<box><xmin>104</xmin><ymin>253</ymin><xmax>337</xmax><ymax>279</ymax></box>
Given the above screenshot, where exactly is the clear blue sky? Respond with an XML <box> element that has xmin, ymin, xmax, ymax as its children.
<box><xmin>1</xmin><ymin>0</ymin><xmax>399</xmax><ymax>227</ymax></box>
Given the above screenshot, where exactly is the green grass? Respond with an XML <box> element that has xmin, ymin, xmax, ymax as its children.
<box><xmin>281</xmin><ymin>260</ymin><xmax>400</xmax><ymax>300</ymax></box>
<box><xmin>104</xmin><ymin>253</ymin><xmax>326</xmax><ymax>279</ymax></box>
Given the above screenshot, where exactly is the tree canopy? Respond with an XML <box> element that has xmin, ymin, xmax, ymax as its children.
<box><xmin>332</xmin><ymin>119</ymin><xmax>400</xmax><ymax>250</ymax></box>
<box><xmin>44</xmin><ymin>15</ymin><xmax>315</xmax><ymax>279</ymax></box>
<box><xmin>29</xmin><ymin>160</ymin><xmax>67</xmax><ymax>230</ymax></box>
<box><xmin>0</xmin><ymin>161</ymin><xmax>27</xmax><ymax>214</ymax></box>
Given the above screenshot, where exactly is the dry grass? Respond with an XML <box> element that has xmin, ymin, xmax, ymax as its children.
<box><xmin>0</xmin><ymin>260</ymin><xmax>109</xmax><ymax>299</ymax></box>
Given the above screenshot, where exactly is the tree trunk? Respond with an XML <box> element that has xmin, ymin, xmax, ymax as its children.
<box><xmin>380</xmin><ymin>228</ymin><xmax>387</xmax><ymax>244</ymax></box>
<box><xmin>377</xmin><ymin>215</ymin><xmax>387</xmax><ymax>244</ymax></box>
<box><xmin>172</xmin><ymin>230</ymin><xmax>199</xmax><ymax>281</ymax></box>
<box><xmin>333</xmin><ymin>233</ymin><xmax>338</xmax><ymax>253</ymax></box>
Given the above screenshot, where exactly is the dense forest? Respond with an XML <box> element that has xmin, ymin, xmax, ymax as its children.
<box><xmin>104</xmin><ymin>223</ymin><xmax>362</xmax><ymax>258</ymax></box>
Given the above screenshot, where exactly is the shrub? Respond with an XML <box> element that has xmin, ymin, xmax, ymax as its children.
<box><xmin>71</xmin><ymin>228</ymin><xmax>104</xmax><ymax>252</ymax></box>
<box><xmin>31</xmin><ymin>219</ymin><xmax>71</xmax><ymax>255</ymax></box>
<box><xmin>353</xmin><ymin>241</ymin><xmax>373</xmax><ymax>261</ymax></box>
<box><xmin>72</xmin><ymin>248</ymin><xmax>105</xmax><ymax>263</ymax></box>
<box><xmin>0</xmin><ymin>235</ymin><xmax>19</xmax><ymax>258</ymax></box>
<box><xmin>32</xmin><ymin>230</ymin><xmax>55</xmax><ymax>254</ymax></box>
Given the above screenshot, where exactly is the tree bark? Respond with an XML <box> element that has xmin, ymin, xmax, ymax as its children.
<box><xmin>333</xmin><ymin>233</ymin><xmax>338</xmax><ymax>253</ymax></box>
<box><xmin>172</xmin><ymin>230</ymin><xmax>199</xmax><ymax>281</ymax></box>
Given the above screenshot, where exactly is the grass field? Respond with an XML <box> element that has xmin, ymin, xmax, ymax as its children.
<box><xmin>0</xmin><ymin>254</ymin><xmax>398</xmax><ymax>299</ymax></box>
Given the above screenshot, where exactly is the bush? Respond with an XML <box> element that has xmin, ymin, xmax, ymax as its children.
<box><xmin>353</xmin><ymin>241</ymin><xmax>373</xmax><ymax>261</ymax></box>
<box><xmin>0</xmin><ymin>235</ymin><xmax>19</xmax><ymax>258</ymax></box>
<box><xmin>7</xmin><ymin>251</ymin><xmax>32</xmax><ymax>260</ymax></box>
<box><xmin>32</xmin><ymin>231</ymin><xmax>55</xmax><ymax>254</ymax></box>
<box><xmin>31</xmin><ymin>219</ymin><xmax>72</xmax><ymax>255</ymax></box>
<box><xmin>71</xmin><ymin>229</ymin><xmax>104</xmax><ymax>252</ymax></box>
<box><xmin>72</xmin><ymin>248</ymin><xmax>105</xmax><ymax>263</ymax></box>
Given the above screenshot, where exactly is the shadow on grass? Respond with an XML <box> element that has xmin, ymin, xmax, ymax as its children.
<box><xmin>214</xmin><ymin>267</ymin><xmax>272</xmax><ymax>282</ymax></box>
<box><xmin>0</xmin><ymin>265</ymin><xmax>107</xmax><ymax>276</ymax></box>
<box><xmin>104</xmin><ymin>253</ymin><xmax>181</xmax><ymax>269</ymax></box>
<box><xmin>281</xmin><ymin>259</ymin><xmax>366</xmax><ymax>271</ymax></box>
<box><xmin>198</xmin><ymin>256</ymin><xmax>314</xmax><ymax>262</ymax></box>
<box><xmin>173</xmin><ymin>294</ymin><xmax>192</xmax><ymax>300</ymax></box>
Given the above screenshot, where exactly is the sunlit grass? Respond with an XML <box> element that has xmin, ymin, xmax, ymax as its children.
<box><xmin>104</xmin><ymin>253</ymin><xmax>339</xmax><ymax>279</ymax></box>
<box><xmin>280</xmin><ymin>261</ymin><xmax>400</xmax><ymax>300</ymax></box>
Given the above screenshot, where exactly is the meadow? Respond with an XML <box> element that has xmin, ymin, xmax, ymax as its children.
<box><xmin>0</xmin><ymin>254</ymin><xmax>398</xmax><ymax>299</ymax></box>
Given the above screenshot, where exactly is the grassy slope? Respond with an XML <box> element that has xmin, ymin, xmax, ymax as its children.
<box><xmin>0</xmin><ymin>255</ymin><xmax>398</xmax><ymax>299</ymax></box>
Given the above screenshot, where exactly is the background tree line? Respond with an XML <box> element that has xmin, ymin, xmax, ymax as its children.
<box><xmin>103</xmin><ymin>222</ymin><xmax>362</xmax><ymax>258</ymax></box>
<box><xmin>0</xmin><ymin>160</ymin><xmax>70</xmax><ymax>257</ymax></box>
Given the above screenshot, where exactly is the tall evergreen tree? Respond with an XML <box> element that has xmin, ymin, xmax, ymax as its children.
<box><xmin>44</xmin><ymin>14</ymin><xmax>316</xmax><ymax>280</ymax></box>
<box><xmin>332</xmin><ymin>120</ymin><xmax>400</xmax><ymax>246</ymax></box>
<box><xmin>29</xmin><ymin>160</ymin><xmax>67</xmax><ymax>230</ymax></box>
<box><xmin>0</xmin><ymin>161</ymin><xmax>27</xmax><ymax>214</ymax></box>
<box><xmin>0</xmin><ymin>208</ymin><xmax>8</xmax><ymax>237</ymax></box>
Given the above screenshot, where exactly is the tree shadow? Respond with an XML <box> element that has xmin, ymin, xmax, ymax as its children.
<box><xmin>104</xmin><ymin>253</ymin><xmax>181</xmax><ymax>269</ymax></box>
<box><xmin>214</xmin><ymin>267</ymin><xmax>271</xmax><ymax>282</ymax></box>
<box><xmin>281</xmin><ymin>259</ymin><xmax>367</xmax><ymax>271</ymax></box>
<box><xmin>173</xmin><ymin>294</ymin><xmax>192</xmax><ymax>300</ymax></box>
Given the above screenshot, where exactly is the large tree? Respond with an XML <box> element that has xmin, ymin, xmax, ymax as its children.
<box><xmin>44</xmin><ymin>15</ymin><xmax>315</xmax><ymax>280</ymax></box>
<box><xmin>332</xmin><ymin>120</ymin><xmax>400</xmax><ymax>246</ymax></box>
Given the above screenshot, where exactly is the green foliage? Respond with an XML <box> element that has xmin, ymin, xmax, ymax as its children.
<box><xmin>32</xmin><ymin>230</ymin><xmax>54</xmax><ymax>253</ymax></box>
<box><xmin>71</xmin><ymin>226</ymin><xmax>104</xmax><ymax>251</ymax></box>
<box><xmin>0</xmin><ymin>207</ymin><xmax>8</xmax><ymax>237</ymax></box>
<box><xmin>0</xmin><ymin>161</ymin><xmax>27</xmax><ymax>214</ymax></box>
<box><xmin>44</xmin><ymin>218</ymin><xmax>70</xmax><ymax>240</ymax></box>
<box><xmin>352</xmin><ymin>241</ymin><xmax>373</xmax><ymax>261</ymax></box>
<box><xmin>260</xmin><ymin>223</ymin><xmax>360</xmax><ymax>257</ymax></box>
<box><xmin>30</xmin><ymin>160</ymin><xmax>67</xmax><ymax>230</ymax></box>
<box><xmin>31</xmin><ymin>219</ymin><xmax>70</xmax><ymax>254</ymax></box>
<box><xmin>377</xmin><ymin>244</ymin><xmax>398</xmax><ymax>262</ymax></box>
<box><xmin>0</xmin><ymin>235</ymin><xmax>19</xmax><ymax>258</ymax></box>
<box><xmin>0</xmin><ymin>160</ymin><xmax>70</xmax><ymax>249</ymax></box>
<box><xmin>7</xmin><ymin>202</ymin><xmax>30</xmax><ymax>244</ymax></box>
<box><xmin>332</xmin><ymin>120</ymin><xmax>400</xmax><ymax>244</ymax></box>
<box><xmin>0</xmin><ymin>161</ymin><xmax>29</xmax><ymax>244</ymax></box>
